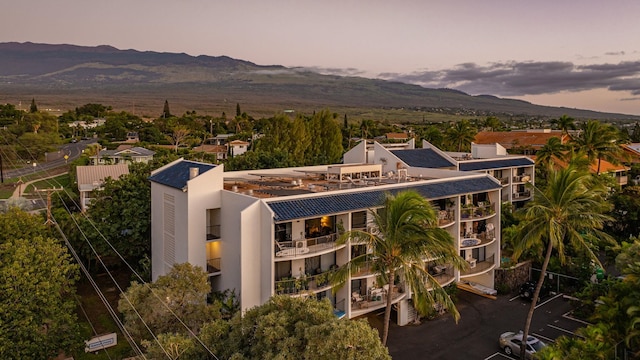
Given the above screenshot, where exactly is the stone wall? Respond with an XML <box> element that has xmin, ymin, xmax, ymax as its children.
<box><xmin>494</xmin><ymin>260</ymin><xmax>531</xmax><ymax>294</ymax></box>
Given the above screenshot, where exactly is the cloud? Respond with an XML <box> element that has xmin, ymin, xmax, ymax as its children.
<box><xmin>605</xmin><ymin>51</ymin><xmax>626</xmax><ymax>56</ymax></box>
<box><xmin>379</xmin><ymin>60</ymin><xmax>640</xmax><ymax>97</ymax></box>
<box><xmin>298</xmin><ymin>66</ymin><xmax>366</xmax><ymax>77</ymax></box>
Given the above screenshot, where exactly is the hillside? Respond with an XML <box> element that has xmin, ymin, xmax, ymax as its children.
<box><xmin>0</xmin><ymin>42</ymin><xmax>638</xmax><ymax>121</ymax></box>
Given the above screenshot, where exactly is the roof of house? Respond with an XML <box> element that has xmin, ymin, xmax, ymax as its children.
<box><xmin>193</xmin><ymin>144</ymin><xmax>228</xmax><ymax>153</ymax></box>
<box><xmin>268</xmin><ymin>176</ymin><xmax>500</xmax><ymax>221</ymax></box>
<box><xmin>386</xmin><ymin>132</ymin><xmax>409</xmax><ymax>140</ymax></box>
<box><xmin>474</xmin><ymin>130</ymin><xmax>569</xmax><ymax>150</ymax></box>
<box><xmin>229</xmin><ymin>140</ymin><xmax>250</xmax><ymax>145</ymax></box>
<box><xmin>98</xmin><ymin>146</ymin><xmax>155</xmax><ymax>157</ymax></box>
<box><xmin>148</xmin><ymin>160</ymin><xmax>217</xmax><ymax>189</ymax></box>
<box><xmin>459</xmin><ymin>157</ymin><xmax>534</xmax><ymax>171</ymax></box>
<box><xmin>76</xmin><ymin>164</ymin><xmax>129</xmax><ymax>191</ymax></box>
<box><xmin>390</xmin><ymin>148</ymin><xmax>456</xmax><ymax>168</ymax></box>
<box><xmin>530</xmin><ymin>154</ymin><xmax>628</xmax><ymax>174</ymax></box>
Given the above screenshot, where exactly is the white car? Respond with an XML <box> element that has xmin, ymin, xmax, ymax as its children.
<box><xmin>498</xmin><ymin>331</ymin><xmax>546</xmax><ymax>359</ymax></box>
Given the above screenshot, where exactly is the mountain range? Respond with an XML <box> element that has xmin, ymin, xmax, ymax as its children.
<box><xmin>0</xmin><ymin>41</ymin><xmax>637</xmax><ymax>121</ymax></box>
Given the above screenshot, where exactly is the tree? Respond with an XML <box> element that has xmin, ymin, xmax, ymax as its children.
<box><xmin>551</xmin><ymin>115</ymin><xmax>575</xmax><ymax>135</ymax></box>
<box><xmin>331</xmin><ymin>190</ymin><xmax>466</xmax><ymax>345</ymax></box>
<box><xmin>571</xmin><ymin>120</ymin><xmax>624</xmax><ymax>174</ymax></box>
<box><xmin>236</xmin><ymin>103</ymin><xmax>241</xmax><ymax>117</ymax></box>
<box><xmin>29</xmin><ymin>98</ymin><xmax>38</xmax><ymax>113</ymax></box>
<box><xmin>82</xmin><ymin>162</ymin><xmax>153</xmax><ymax>270</ymax></box>
<box><xmin>211</xmin><ymin>295</ymin><xmax>390</xmax><ymax>360</ymax></box>
<box><xmin>162</xmin><ymin>100</ymin><xmax>172</xmax><ymax>118</ymax></box>
<box><xmin>444</xmin><ymin>119</ymin><xmax>476</xmax><ymax>152</ymax></box>
<box><xmin>0</xmin><ymin>208</ymin><xmax>81</xmax><ymax>359</ymax></box>
<box><xmin>535</xmin><ymin>137</ymin><xmax>566</xmax><ymax>169</ymax></box>
<box><xmin>512</xmin><ymin>166</ymin><xmax>613</xmax><ymax>359</ymax></box>
<box><xmin>169</xmin><ymin>125</ymin><xmax>191</xmax><ymax>152</ymax></box>
<box><xmin>483</xmin><ymin>116</ymin><xmax>502</xmax><ymax>131</ymax></box>
<box><xmin>118</xmin><ymin>263</ymin><xmax>220</xmax><ymax>341</ymax></box>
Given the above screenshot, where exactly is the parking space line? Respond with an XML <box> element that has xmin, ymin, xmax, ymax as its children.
<box><xmin>532</xmin><ymin>332</ymin><xmax>555</xmax><ymax>343</ymax></box>
<box><xmin>534</xmin><ymin>293</ymin><xmax>563</xmax><ymax>309</ymax></box>
<box><xmin>562</xmin><ymin>310</ymin><xmax>592</xmax><ymax>325</ymax></box>
<box><xmin>483</xmin><ymin>352</ymin><xmax>513</xmax><ymax>359</ymax></box>
<box><xmin>547</xmin><ymin>324</ymin><xmax>582</xmax><ymax>338</ymax></box>
<box><xmin>509</xmin><ymin>295</ymin><xmax>521</xmax><ymax>302</ymax></box>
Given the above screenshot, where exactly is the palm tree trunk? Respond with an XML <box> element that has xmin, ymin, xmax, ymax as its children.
<box><xmin>597</xmin><ymin>157</ymin><xmax>602</xmax><ymax>175</ymax></box>
<box><xmin>520</xmin><ymin>239</ymin><xmax>554</xmax><ymax>359</ymax></box>
<box><xmin>382</xmin><ymin>267</ymin><xmax>395</xmax><ymax>346</ymax></box>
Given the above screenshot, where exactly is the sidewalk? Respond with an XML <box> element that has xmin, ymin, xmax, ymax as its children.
<box><xmin>10</xmin><ymin>174</ymin><xmax>66</xmax><ymax>199</ymax></box>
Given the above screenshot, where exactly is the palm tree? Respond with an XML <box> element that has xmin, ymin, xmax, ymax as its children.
<box><xmin>551</xmin><ymin>115</ymin><xmax>575</xmax><ymax>135</ymax></box>
<box><xmin>444</xmin><ymin>120</ymin><xmax>476</xmax><ymax>152</ymax></box>
<box><xmin>535</xmin><ymin>137</ymin><xmax>566</xmax><ymax>169</ymax></box>
<box><xmin>330</xmin><ymin>190</ymin><xmax>467</xmax><ymax>345</ymax></box>
<box><xmin>571</xmin><ymin>120</ymin><xmax>623</xmax><ymax>174</ymax></box>
<box><xmin>512</xmin><ymin>166</ymin><xmax>614</xmax><ymax>359</ymax></box>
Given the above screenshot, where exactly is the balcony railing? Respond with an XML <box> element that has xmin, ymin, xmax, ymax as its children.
<box><xmin>275</xmin><ymin>233</ymin><xmax>338</xmax><ymax>258</ymax></box>
<box><xmin>351</xmin><ymin>255</ymin><xmax>377</xmax><ymax>278</ymax></box>
<box><xmin>460</xmin><ymin>230</ymin><xmax>496</xmax><ymax>247</ymax></box>
<box><xmin>460</xmin><ymin>203</ymin><xmax>496</xmax><ymax>220</ymax></box>
<box><xmin>513</xmin><ymin>190</ymin><xmax>531</xmax><ymax>200</ymax></box>
<box><xmin>206</xmin><ymin>225</ymin><xmax>221</xmax><ymax>240</ymax></box>
<box><xmin>513</xmin><ymin>175</ymin><xmax>531</xmax><ymax>183</ymax></box>
<box><xmin>274</xmin><ymin>269</ymin><xmax>336</xmax><ymax>295</ymax></box>
<box><xmin>351</xmin><ymin>286</ymin><xmax>405</xmax><ymax>310</ymax></box>
<box><xmin>427</xmin><ymin>264</ymin><xmax>455</xmax><ymax>288</ymax></box>
<box><xmin>351</xmin><ymin>223</ymin><xmax>368</xmax><ymax>231</ymax></box>
<box><xmin>499</xmin><ymin>177</ymin><xmax>510</xmax><ymax>185</ymax></box>
<box><xmin>461</xmin><ymin>255</ymin><xmax>496</xmax><ymax>276</ymax></box>
<box><xmin>207</xmin><ymin>258</ymin><xmax>221</xmax><ymax>275</ymax></box>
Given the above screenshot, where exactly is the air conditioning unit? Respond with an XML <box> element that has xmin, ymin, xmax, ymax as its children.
<box><xmin>295</xmin><ymin>240</ymin><xmax>307</xmax><ymax>249</ymax></box>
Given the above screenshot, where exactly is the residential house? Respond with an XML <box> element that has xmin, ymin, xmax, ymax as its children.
<box><xmin>150</xmin><ymin>146</ymin><xmax>503</xmax><ymax>326</ymax></box>
<box><xmin>91</xmin><ymin>146</ymin><xmax>155</xmax><ymax>165</ymax></box>
<box><xmin>193</xmin><ymin>144</ymin><xmax>228</xmax><ymax>161</ymax></box>
<box><xmin>76</xmin><ymin>164</ymin><xmax>129</xmax><ymax>212</ymax></box>
<box><xmin>228</xmin><ymin>140</ymin><xmax>250</xmax><ymax>157</ymax></box>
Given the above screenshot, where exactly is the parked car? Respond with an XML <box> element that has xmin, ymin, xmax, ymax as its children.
<box><xmin>499</xmin><ymin>331</ymin><xmax>546</xmax><ymax>359</ymax></box>
<box><xmin>519</xmin><ymin>280</ymin><xmax>552</xmax><ymax>302</ymax></box>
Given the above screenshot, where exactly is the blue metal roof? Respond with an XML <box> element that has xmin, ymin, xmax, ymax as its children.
<box><xmin>390</xmin><ymin>148</ymin><xmax>456</xmax><ymax>169</ymax></box>
<box><xmin>268</xmin><ymin>177</ymin><xmax>500</xmax><ymax>221</ymax></box>
<box><xmin>459</xmin><ymin>157</ymin><xmax>534</xmax><ymax>171</ymax></box>
<box><xmin>148</xmin><ymin>160</ymin><xmax>216</xmax><ymax>189</ymax></box>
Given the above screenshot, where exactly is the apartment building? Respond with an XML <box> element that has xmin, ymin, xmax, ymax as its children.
<box><xmin>149</xmin><ymin>140</ymin><xmax>514</xmax><ymax>325</ymax></box>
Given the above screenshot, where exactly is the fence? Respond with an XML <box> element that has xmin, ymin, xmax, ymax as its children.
<box><xmin>530</xmin><ymin>268</ymin><xmax>583</xmax><ymax>295</ymax></box>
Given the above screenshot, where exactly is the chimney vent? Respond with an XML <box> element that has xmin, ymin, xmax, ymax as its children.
<box><xmin>189</xmin><ymin>167</ymin><xmax>199</xmax><ymax>180</ymax></box>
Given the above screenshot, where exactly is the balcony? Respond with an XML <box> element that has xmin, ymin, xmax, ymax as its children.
<box><xmin>513</xmin><ymin>190</ymin><xmax>532</xmax><ymax>201</ymax></box>
<box><xmin>513</xmin><ymin>175</ymin><xmax>531</xmax><ymax>183</ymax></box>
<box><xmin>275</xmin><ymin>233</ymin><xmax>340</xmax><ymax>259</ymax></box>
<box><xmin>206</xmin><ymin>225</ymin><xmax>221</xmax><ymax>241</ymax></box>
<box><xmin>274</xmin><ymin>269</ymin><xmax>336</xmax><ymax>296</ymax></box>
<box><xmin>427</xmin><ymin>264</ymin><xmax>455</xmax><ymax>288</ymax></box>
<box><xmin>207</xmin><ymin>258</ymin><xmax>221</xmax><ymax>276</ymax></box>
<box><xmin>498</xmin><ymin>177</ymin><xmax>510</xmax><ymax>186</ymax></box>
<box><xmin>460</xmin><ymin>255</ymin><xmax>496</xmax><ymax>277</ymax></box>
<box><xmin>351</xmin><ymin>285</ymin><xmax>407</xmax><ymax>317</ymax></box>
<box><xmin>351</xmin><ymin>255</ymin><xmax>377</xmax><ymax>278</ymax></box>
<box><xmin>460</xmin><ymin>203</ymin><xmax>496</xmax><ymax>221</ymax></box>
<box><xmin>460</xmin><ymin>229</ymin><xmax>496</xmax><ymax>249</ymax></box>
<box><xmin>437</xmin><ymin>209</ymin><xmax>455</xmax><ymax>228</ymax></box>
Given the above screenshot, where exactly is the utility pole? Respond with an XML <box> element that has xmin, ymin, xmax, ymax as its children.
<box><xmin>0</xmin><ymin>154</ymin><xmax>4</xmax><ymax>183</ymax></box>
<box><xmin>36</xmin><ymin>187</ymin><xmax>63</xmax><ymax>226</ymax></box>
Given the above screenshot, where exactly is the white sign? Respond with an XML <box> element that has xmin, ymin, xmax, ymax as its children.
<box><xmin>85</xmin><ymin>333</ymin><xmax>117</xmax><ymax>352</ymax></box>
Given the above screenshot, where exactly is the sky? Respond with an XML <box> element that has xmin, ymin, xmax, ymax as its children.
<box><xmin>2</xmin><ymin>0</ymin><xmax>640</xmax><ymax>115</ymax></box>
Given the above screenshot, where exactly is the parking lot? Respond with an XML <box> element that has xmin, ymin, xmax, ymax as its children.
<box><xmin>381</xmin><ymin>289</ymin><xmax>587</xmax><ymax>359</ymax></box>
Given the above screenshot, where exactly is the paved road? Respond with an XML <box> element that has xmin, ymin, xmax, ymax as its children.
<box><xmin>2</xmin><ymin>138</ymin><xmax>96</xmax><ymax>179</ymax></box>
<box><xmin>384</xmin><ymin>291</ymin><xmax>585</xmax><ymax>360</ymax></box>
